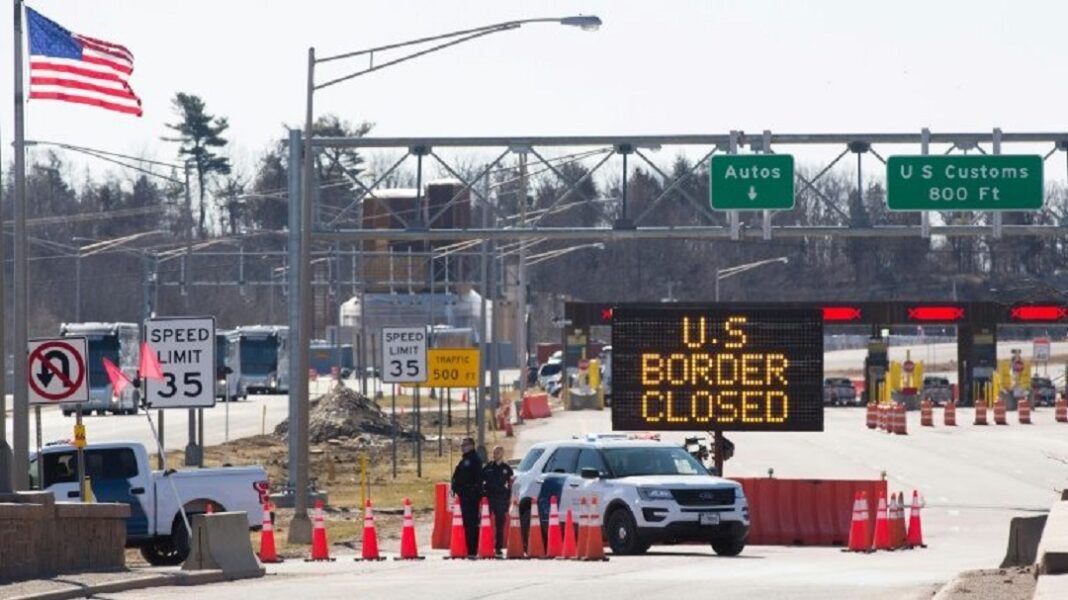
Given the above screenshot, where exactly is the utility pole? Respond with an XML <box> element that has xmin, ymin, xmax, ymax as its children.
<box><xmin>477</xmin><ymin>174</ymin><xmax>489</xmax><ymax>451</ymax></box>
<box><xmin>285</xmin><ymin>128</ymin><xmax>305</xmax><ymax>522</ymax></box>
<box><xmin>516</xmin><ymin>152</ymin><xmax>529</xmax><ymax>397</ymax></box>
<box><xmin>12</xmin><ymin>0</ymin><xmax>31</xmax><ymax>490</ymax></box>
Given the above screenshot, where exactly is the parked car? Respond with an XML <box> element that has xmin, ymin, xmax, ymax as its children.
<box><xmin>537</xmin><ymin>361</ymin><xmax>563</xmax><ymax>391</ymax></box>
<box><xmin>1030</xmin><ymin>377</ymin><xmax>1057</xmax><ymax>407</ymax></box>
<box><xmin>822</xmin><ymin>377</ymin><xmax>859</xmax><ymax>406</ymax></box>
<box><xmin>31</xmin><ymin>441</ymin><xmax>268</xmax><ymax>566</ymax></box>
<box><xmin>921</xmin><ymin>376</ymin><xmax>953</xmax><ymax>406</ymax></box>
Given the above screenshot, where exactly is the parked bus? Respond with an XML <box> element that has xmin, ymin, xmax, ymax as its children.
<box><xmin>59</xmin><ymin>322</ymin><xmax>140</xmax><ymax>416</ymax></box>
<box><xmin>309</xmin><ymin>340</ymin><xmax>354</xmax><ymax>377</ymax></box>
<box><xmin>232</xmin><ymin>325</ymin><xmax>288</xmax><ymax>397</ymax></box>
<box><xmin>215</xmin><ymin>329</ymin><xmax>242</xmax><ymax>401</ymax></box>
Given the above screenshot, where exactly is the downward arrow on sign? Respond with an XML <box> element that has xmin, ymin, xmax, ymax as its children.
<box><xmin>747</xmin><ymin>186</ymin><xmax>758</xmax><ymax>201</ymax></box>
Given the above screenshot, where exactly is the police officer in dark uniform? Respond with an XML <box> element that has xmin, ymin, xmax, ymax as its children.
<box><xmin>482</xmin><ymin>445</ymin><xmax>514</xmax><ymax>555</ymax></box>
<box><xmin>451</xmin><ymin>437</ymin><xmax>483</xmax><ymax>556</ymax></box>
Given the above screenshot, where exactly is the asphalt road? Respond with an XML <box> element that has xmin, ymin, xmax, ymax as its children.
<box><xmin>108</xmin><ymin>404</ymin><xmax>1067</xmax><ymax>600</ymax></box>
<box><xmin>2</xmin><ymin>394</ymin><xmax>291</xmax><ymax>454</ymax></box>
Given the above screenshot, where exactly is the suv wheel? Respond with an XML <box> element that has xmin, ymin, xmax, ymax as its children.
<box><xmin>606</xmin><ymin>509</ymin><xmax>649</xmax><ymax>555</ymax></box>
<box><xmin>711</xmin><ymin>535</ymin><xmax>746</xmax><ymax>557</ymax></box>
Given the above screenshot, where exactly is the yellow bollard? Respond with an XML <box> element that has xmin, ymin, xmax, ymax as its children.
<box><xmin>358</xmin><ymin>452</ymin><xmax>369</xmax><ymax>507</ymax></box>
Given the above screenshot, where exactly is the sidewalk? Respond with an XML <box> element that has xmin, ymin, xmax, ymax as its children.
<box><xmin>0</xmin><ymin>568</ymin><xmax>229</xmax><ymax>600</ymax></box>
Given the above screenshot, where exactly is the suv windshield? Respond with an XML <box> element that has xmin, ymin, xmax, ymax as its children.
<box><xmin>602</xmin><ymin>447</ymin><xmax>707</xmax><ymax>477</ymax></box>
<box><xmin>539</xmin><ymin>363</ymin><xmax>562</xmax><ymax>377</ymax></box>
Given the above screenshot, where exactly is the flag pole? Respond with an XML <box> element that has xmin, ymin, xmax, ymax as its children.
<box><xmin>12</xmin><ymin>0</ymin><xmax>31</xmax><ymax>490</ymax></box>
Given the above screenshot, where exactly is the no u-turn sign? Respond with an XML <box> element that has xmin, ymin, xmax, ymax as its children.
<box><xmin>28</xmin><ymin>337</ymin><xmax>89</xmax><ymax>404</ymax></box>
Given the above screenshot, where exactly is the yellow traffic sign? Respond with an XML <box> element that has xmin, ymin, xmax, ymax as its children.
<box><xmin>426</xmin><ymin>348</ymin><xmax>480</xmax><ymax>388</ymax></box>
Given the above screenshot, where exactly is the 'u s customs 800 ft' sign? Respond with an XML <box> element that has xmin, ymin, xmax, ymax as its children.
<box><xmin>611</xmin><ymin>307</ymin><xmax>823</xmax><ymax>432</ymax></box>
<box><xmin>887</xmin><ymin>155</ymin><xmax>1043</xmax><ymax>211</ymax></box>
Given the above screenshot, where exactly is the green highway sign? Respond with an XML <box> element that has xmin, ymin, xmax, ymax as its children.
<box><xmin>886</xmin><ymin>155</ymin><xmax>1043</xmax><ymax>211</ymax></box>
<box><xmin>710</xmin><ymin>154</ymin><xmax>795</xmax><ymax>210</ymax></box>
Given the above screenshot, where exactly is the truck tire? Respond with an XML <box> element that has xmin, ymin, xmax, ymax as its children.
<box><xmin>171</xmin><ymin>516</ymin><xmax>192</xmax><ymax>562</ymax></box>
<box><xmin>711</xmin><ymin>535</ymin><xmax>746</xmax><ymax>557</ymax></box>
<box><xmin>140</xmin><ymin>537</ymin><xmax>185</xmax><ymax>566</ymax></box>
<box><xmin>606</xmin><ymin>508</ymin><xmax>649</xmax><ymax>555</ymax></box>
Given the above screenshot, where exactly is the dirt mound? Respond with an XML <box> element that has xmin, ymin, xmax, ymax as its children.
<box><xmin>274</xmin><ymin>384</ymin><xmax>418</xmax><ymax>444</ymax></box>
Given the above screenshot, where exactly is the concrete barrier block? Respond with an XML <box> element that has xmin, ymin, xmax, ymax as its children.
<box><xmin>183</xmin><ymin>512</ymin><xmax>264</xmax><ymax>579</ymax></box>
<box><xmin>0</xmin><ymin>491</ymin><xmax>56</xmax><ymax>506</ymax></box>
<box><xmin>1000</xmin><ymin>515</ymin><xmax>1048</xmax><ymax>568</ymax></box>
<box><xmin>1037</xmin><ymin>500</ymin><xmax>1068</xmax><ymax>574</ymax></box>
<box><xmin>1035</xmin><ymin>573</ymin><xmax>1068</xmax><ymax>599</ymax></box>
<box><xmin>55</xmin><ymin>501</ymin><xmax>131</xmax><ymax>519</ymax></box>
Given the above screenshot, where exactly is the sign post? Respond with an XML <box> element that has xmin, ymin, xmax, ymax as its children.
<box><xmin>381</xmin><ymin>327</ymin><xmax>428</xmax><ymax>384</ymax></box>
<box><xmin>886</xmin><ymin>155</ymin><xmax>1043</xmax><ymax>211</ymax></box>
<box><xmin>144</xmin><ymin>317</ymin><xmax>217</xmax><ymax>410</ymax></box>
<box><xmin>710</xmin><ymin>155</ymin><xmax>795</xmax><ymax>210</ymax></box>
<box><xmin>145</xmin><ymin>317</ymin><xmax>215</xmax><ymax>469</ymax></box>
<box><xmin>28</xmin><ymin>337</ymin><xmax>89</xmax><ymax>497</ymax></box>
<box><xmin>381</xmin><ymin>327</ymin><xmax>428</xmax><ymax>480</ymax></box>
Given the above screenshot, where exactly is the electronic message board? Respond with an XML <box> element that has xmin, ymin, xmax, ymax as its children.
<box><xmin>612</xmin><ymin>306</ymin><xmax>823</xmax><ymax>432</ymax></box>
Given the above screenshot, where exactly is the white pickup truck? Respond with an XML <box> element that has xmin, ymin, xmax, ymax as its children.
<box><xmin>31</xmin><ymin>441</ymin><xmax>269</xmax><ymax>566</ymax></box>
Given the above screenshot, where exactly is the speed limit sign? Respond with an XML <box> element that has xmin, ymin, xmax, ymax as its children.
<box><xmin>381</xmin><ymin>326</ymin><xmax>427</xmax><ymax>384</ymax></box>
<box><xmin>145</xmin><ymin>317</ymin><xmax>216</xmax><ymax>409</ymax></box>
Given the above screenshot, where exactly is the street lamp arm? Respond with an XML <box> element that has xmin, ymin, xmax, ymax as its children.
<box><xmin>317</xmin><ymin>16</ymin><xmax>597</xmax><ymax>64</ymax></box>
<box><xmin>316</xmin><ymin>25</ymin><xmax>518</xmax><ymax>91</ymax></box>
<box><xmin>717</xmin><ymin>257</ymin><xmax>789</xmax><ymax>280</ymax></box>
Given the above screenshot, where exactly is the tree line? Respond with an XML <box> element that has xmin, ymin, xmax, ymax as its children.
<box><xmin>4</xmin><ymin>92</ymin><xmax>1068</xmax><ymax>349</ymax></box>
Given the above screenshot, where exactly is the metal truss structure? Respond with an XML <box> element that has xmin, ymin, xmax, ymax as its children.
<box><xmin>307</xmin><ymin>129</ymin><xmax>1068</xmax><ymax>243</ymax></box>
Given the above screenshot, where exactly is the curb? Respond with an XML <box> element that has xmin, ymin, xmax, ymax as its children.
<box><xmin>5</xmin><ymin>569</ymin><xmax>258</xmax><ymax>600</ymax></box>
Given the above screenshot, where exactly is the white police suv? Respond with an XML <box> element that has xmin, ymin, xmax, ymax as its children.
<box><xmin>513</xmin><ymin>433</ymin><xmax>750</xmax><ymax>556</ymax></box>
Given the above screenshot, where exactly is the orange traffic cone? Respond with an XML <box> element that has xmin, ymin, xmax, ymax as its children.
<box><xmin>505</xmin><ymin>499</ymin><xmax>526</xmax><ymax>559</ymax></box>
<box><xmin>1019</xmin><ymin>398</ymin><xmax>1032</xmax><ymax>425</ymax></box>
<box><xmin>476</xmin><ymin>498</ymin><xmax>497</xmax><ymax>559</ymax></box>
<box><xmin>865</xmin><ymin>402</ymin><xmax>877</xmax><ymax>429</ymax></box>
<box><xmin>306</xmin><ymin>499</ymin><xmax>335</xmax><ymax>562</ymax></box>
<box><xmin>891</xmin><ymin>493</ymin><xmax>906</xmax><ymax>549</ymax></box>
<box><xmin>560</xmin><ymin>508</ymin><xmax>578</xmax><ymax>559</ymax></box>
<box><xmin>872</xmin><ymin>491</ymin><xmax>891</xmax><ymax>551</ymax></box>
<box><xmin>576</xmin><ymin>497</ymin><xmax>589</xmax><ymax>557</ymax></box>
<box><xmin>842</xmin><ymin>491</ymin><xmax>871</xmax><ymax>553</ymax></box>
<box><xmin>1056</xmin><ymin>397</ymin><xmax>1068</xmax><ymax>423</ymax></box>
<box><xmin>581</xmin><ymin>496</ymin><xmax>608</xmax><ymax>561</ymax></box>
<box><xmin>355</xmin><ymin>499</ymin><xmax>385</xmax><ymax>561</ymax></box>
<box><xmin>906</xmin><ymin>490</ymin><xmax>927</xmax><ymax>549</ymax></box>
<box><xmin>395</xmin><ymin>498</ymin><xmax>425</xmax><ymax>560</ymax></box>
<box><xmin>527</xmin><ymin>498</ymin><xmax>546</xmax><ymax>559</ymax></box>
<box><xmin>545</xmin><ymin>496</ymin><xmax>563</xmax><ymax>558</ymax></box>
<box><xmin>445</xmin><ymin>497</ymin><xmax>468</xmax><ymax>559</ymax></box>
<box><xmin>257</xmin><ymin>501</ymin><xmax>281</xmax><ymax>563</ymax></box>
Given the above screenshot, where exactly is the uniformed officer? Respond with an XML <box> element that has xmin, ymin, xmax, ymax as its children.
<box><xmin>482</xmin><ymin>445</ymin><xmax>514</xmax><ymax>555</ymax></box>
<box><xmin>451</xmin><ymin>437</ymin><xmax>483</xmax><ymax>556</ymax></box>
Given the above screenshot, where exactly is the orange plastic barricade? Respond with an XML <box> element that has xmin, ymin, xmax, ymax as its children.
<box><xmin>944</xmin><ymin>400</ymin><xmax>957</xmax><ymax>426</ymax></box>
<box><xmin>735</xmin><ymin>478</ymin><xmax>888</xmax><ymax>547</ymax></box>
<box><xmin>431</xmin><ymin>482</ymin><xmax>451</xmax><ymax>549</ymax></box>
<box><xmin>521</xmin><ymin>393</ymin><xmax>552</xmax><ymax>420</ymax></box>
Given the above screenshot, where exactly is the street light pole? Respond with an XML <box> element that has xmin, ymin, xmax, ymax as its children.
<box><xmin>293</xmin><ymin>15</ymin><xmax>601</xmax><ymax>539</ymax></box>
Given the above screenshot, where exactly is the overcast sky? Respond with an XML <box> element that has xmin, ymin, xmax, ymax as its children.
<box><xmin>3</xmin><ymin>0</ymin><xmax>1067</xmax><ymax>181</ymax></box>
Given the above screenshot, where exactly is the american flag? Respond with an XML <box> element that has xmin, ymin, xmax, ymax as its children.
<box><xmin>26</xmin><ymin>7</ymin><xmax>142</xmax><ymax>116</ymax></box>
